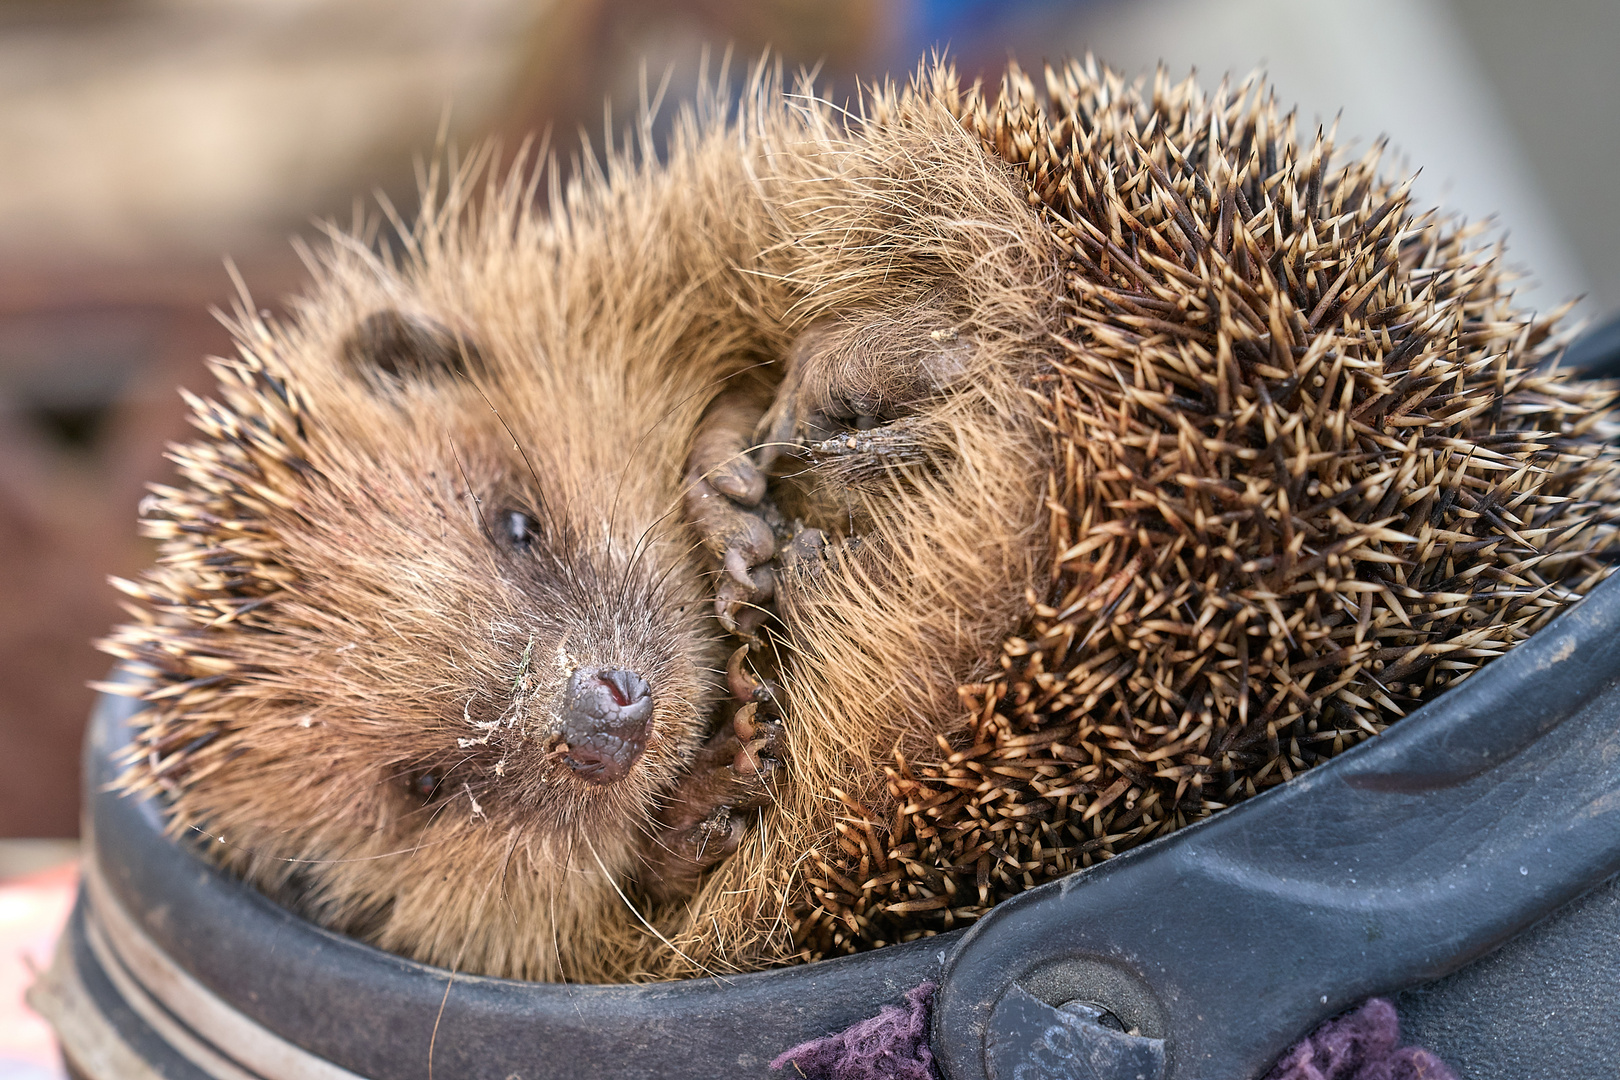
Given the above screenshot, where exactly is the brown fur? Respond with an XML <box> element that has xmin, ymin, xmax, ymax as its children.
<box><xmin>103</xmin><ymin>82</ymin><xmax>815</xmax><ymax>980</ymax></box>
<box><xmin>104</xmin><ymin>59</ymin><xmax>1620</xmax><ymax>983</ymax></box>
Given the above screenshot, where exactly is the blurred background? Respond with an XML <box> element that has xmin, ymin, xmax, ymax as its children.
<box><xmin>4</xmin><ymin>0</ymin><xmax>1620</xmax><ymax>846</ymax></box>
<box><xmin>2</xmin><ymin>0</ymin><xmax>1618</xmax><ymax>1071</ymax></box>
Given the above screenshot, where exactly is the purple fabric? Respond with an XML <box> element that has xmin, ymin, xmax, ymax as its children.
<box><xmin>1264</xmin><ymin>999</ymin><xmax>1459</xmax><ymax>1080</ymax></box>
<box><xmin>770</xmin><ymin>986</ymin><xmax>1457</xmax><ymax>1080</ymax></box>
<box><xmin>771</xmin><ymin>981</ymin><xmax>938</xmax><ymax>1080</ymax></box>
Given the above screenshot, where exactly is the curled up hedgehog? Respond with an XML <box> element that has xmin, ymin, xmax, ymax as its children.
<box><xmin>100</xmin><ymin>58</ymin><xmax>1620</xmax><ymax>983</ymax></box>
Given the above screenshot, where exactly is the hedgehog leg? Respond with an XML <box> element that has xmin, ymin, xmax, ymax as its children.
<box><xmin>688</xmin><ymin>305</ymin><xmax>969</xmax><ymax>632</ymax></box>
<box><xmin>637</xmin><ymin>700</ymin><xmax>785</xmax><ymax>903</ymax></box>
<box><xmin>753</xmin><ymin>309</ymin><xmax>973</xmax><ymax>477</ymax></box>
<box><xmin>685</xmin><ymin>385</ymin><xmax>778</xmax><ymax>637</ymax></box>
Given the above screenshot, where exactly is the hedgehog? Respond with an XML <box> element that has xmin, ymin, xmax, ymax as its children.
<box><xmin>101</xmin><ymin>58</ymin><xmax>1620</xmax><ymax>983</ymax></box>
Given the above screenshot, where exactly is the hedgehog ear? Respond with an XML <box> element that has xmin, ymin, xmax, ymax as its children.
<box><xmin>340</xmin><ymin>310</ymin><xmax>484</xmax><ymax>388</ymax></box>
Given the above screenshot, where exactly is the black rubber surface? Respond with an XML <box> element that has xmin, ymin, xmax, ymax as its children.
<box><xmin>65</xmin><ymin>900</ymin><xmax>220</xmax><ymax>1080</ymax></box>
<box><xmin>1399</xmin><ymin>870</ymin><xmax>1620</xmax><ymax>1077</ymax></box>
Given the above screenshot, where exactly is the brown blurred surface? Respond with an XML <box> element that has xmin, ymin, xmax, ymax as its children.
<box><xmin>0</xmin><ymin>281</ymin><xmax>262</xmax><ymax>836</ymax></box>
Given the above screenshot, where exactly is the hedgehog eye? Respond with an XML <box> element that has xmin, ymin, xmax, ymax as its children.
<box><xmin>497</xmin><ymin>508</ymin><xmax>539</xmax><ymax>551</ymax></box>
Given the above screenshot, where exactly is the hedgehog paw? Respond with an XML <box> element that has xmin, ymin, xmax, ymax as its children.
<box><xmin>685</xmin><ymin>388</ymin><xmax>779</xmax><ymax>637</ymax></box>
<box><xmin>753</xmin><ymin>302</ymin><xmax>973</xmax><ymax>477</ymax></box>
<box><xmin>638</xmin><ymin>703</ymin><xmax>786</xmax><ymax>902</ymax></box>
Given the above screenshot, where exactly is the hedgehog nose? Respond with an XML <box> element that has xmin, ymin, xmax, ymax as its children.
<box><xmin>559</xmin><ymin>667</ymin><xmax>653</xmax><ymax>784</ymax></box>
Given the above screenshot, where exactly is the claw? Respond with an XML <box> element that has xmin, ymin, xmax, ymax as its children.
<box><xmin>687</xmin><ymin>475</ymin><xmax>775</xmax><ymax>567</ymax></box>
<box><xmin>722</xmin><ymin>544</ymin><xmax>762</xmax><ymax>588</ymax></box>
<box><xmin>731</xmin><ymin>700</ymin><xmax>780</xmax><ymax>747</ymax></box>
<box><xmin>636</xmin><ymin>699</ymin><xmax>789</xmax><ymax>903</ymax></box>
<box><xmin>716</xmin><ymin>564</ymin><xmax>774</xmax><ymax>636</ymax></box>
<box><xmin>732</xmin><ymin>700</ymin><xmax>761</xmax><ymax>741</ymax></box>
<box><xmin>726</xmin><ymin>646</ymin><xmax>759</xmax><ymax>703</ymax></box>
<box><xmin>725</xmin><ymin>649</ymin><xmax>786</xmax><ymax>717</ymax></box>
<box><xmin>708</xmin><ymin>454</ymin><xmax>767</xmax><ymax>506</ymax></box>
<box><xmin>731</xmin><ymin>704</ymin><xmax>784</xmax><ymax>793</ymax></box>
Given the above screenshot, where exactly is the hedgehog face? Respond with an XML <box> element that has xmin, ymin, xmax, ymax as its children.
<box><xmin>302</xmin><ymin>307</ymin><xmax>720</xmax><ymax>836</ymax></box>
<box><xmin>109</xmin><ymin>299</ymin><xmax>727</xmax><ymax>954</ymax></box>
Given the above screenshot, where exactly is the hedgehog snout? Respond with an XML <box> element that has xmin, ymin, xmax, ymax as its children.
<box><xmin>557</xmin><ymin>666</ymin><xmax>653</xmax><ymax>784</ymax></box>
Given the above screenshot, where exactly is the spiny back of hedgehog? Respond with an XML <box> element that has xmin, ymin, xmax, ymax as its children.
<box><xmin>643</xmin><ymin>60</ymin><xmax>1620</xmax><ymax>977</ymax></box>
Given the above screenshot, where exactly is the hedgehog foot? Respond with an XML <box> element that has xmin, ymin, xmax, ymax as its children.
<box><xmin>638</xmin><ymin>700</ymin><xmax>785</xmax><ymax>903</ymax></box>
<box><xmin>688</xmin><ymin>308</ymin><xmax>968</xmax><ymax>638</ymax></box>
<box><xmin>753</xmin><ymin>302</ymin><xmax>973</xmax><ymax>477</ymax></box>
<box><xmin>685</xmin><ymin>386</ymin><xmax>779</xmax><ymax>637</ymax></box>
